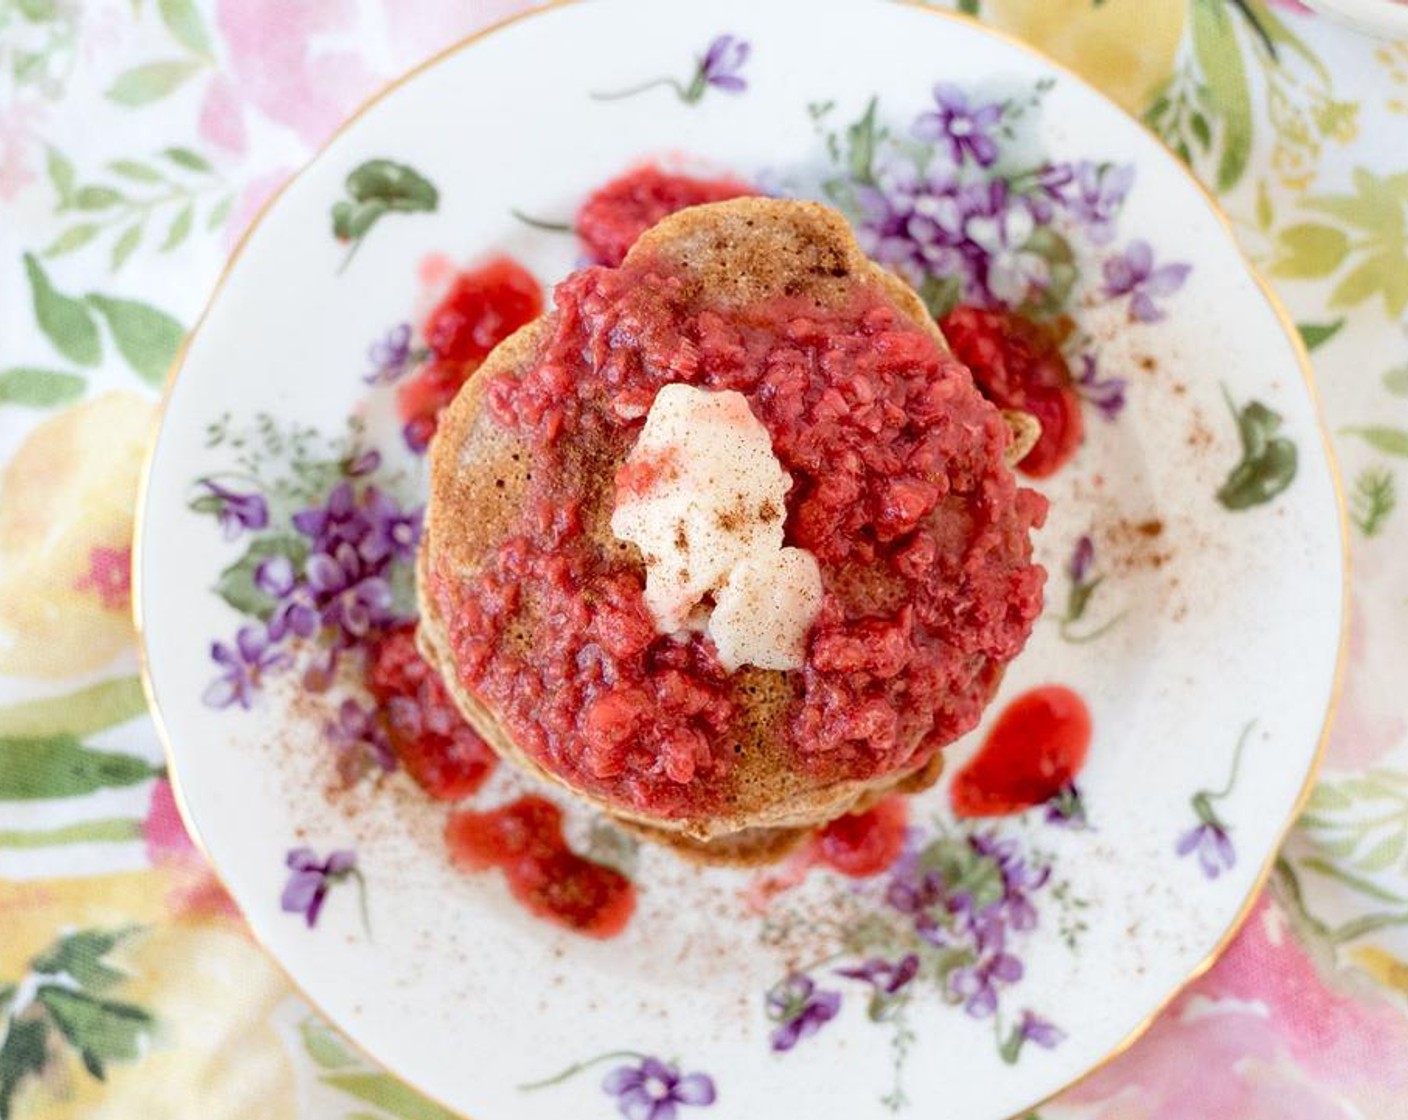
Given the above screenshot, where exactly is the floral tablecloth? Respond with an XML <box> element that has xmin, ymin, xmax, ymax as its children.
<box><xmin>1</xmin><ymin>1</ymin><xmax>1406</xmax><ymax>1117</ymax></box>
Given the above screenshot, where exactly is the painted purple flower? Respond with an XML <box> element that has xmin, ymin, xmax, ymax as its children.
<box><xmin>364</xmin><ymin>323</ymin><xmax>416</xmax><ymax>385</ymax></box>
<box><xmin>854</xmin><ymin>160</ymin><xmax>973</xmax><ymax>288</ymax></box>
<box><xmin>306</xmin><ymin>543</ymin><xmax>394</xmax><ymax>639</ymax></box>
<box><xmin>602</xmin><ymin>1057</ymin><xmax>716</xmax><ymax>1120</ymax></box>
<box><xmin>359</xmin><ymin>489</ymin><xmax>422</xmax><ymax>566</ymax></box>
<box><xmin>1041</xmin><ymin>161</ymin><xmax>1134</xmax><ymax>244</ymax></box>
<box><xmin>292</xmin><ymin>482</ymin><xmax>368</xmax><ymax>554</ymax></box>
<box><xmin>1067</xmin><ymin>535</ymin><xmax>1095</xmax><ymax>584</ymax></box>
<box><xmin>835</xmin><ymin>954</ymin><xmax>920</xmax><ymax>997</ymax></box>
<box><xmin>281</xmin><ymin>847</ymin><xmax>358</xmax><ymax>928</ymax></box>
<box><xmin>964</xmin><ymin>197</ymin><xmax>1049</xmax><ymax>306</ymax></box>
<box><xmin>202</xmin><ymin>624</ymin><xmax>290</xmax><ymax>709</ymax></box>
<box><xmin>1103</xmin><ymin>240</ymin><xmax>1191</xmax><ymax>323</ymax></box>
<box><xmin>1018</xmin><ymin>1010</ymin><xmax>1065</xmax><ymax>1049</ymax></box>
<box><xmin>256</xmin><ymin>555</ymin><xmax>321</xmax><ymax>641</ymax></box>
<box><xmin>698</xmin><ymin>35</ymin><xmax>749</xmax><ymax>93</ymax></box>
<box><xmin>950</xmin><ymin>949</ymin><xmax>1024</xmax><ymax>1018</ymax></box>
<box><xmin>1044</xmin><ymin>783</ymin><xmax>1089</xmax><ymax>829</ymax></box>
<box><xmin>766</xmin><ymin>974</ymin><xmax>842</xmax><ymax>1052</ymax></box>
<box><xmin>1177</xmin><ymin>819</ymin><xmax>1236</xmax><ymax>879</ymax></box>
<box><xmin>195</xmin><ymin>479</ymin><xmax>269</xmax><ymax>541</ymax></box>
<box><xmin>913</xmin><ymin>83</ymin><xmax>1004</xmax><ymax>168</ymax></box>
<box><xmin>342</xmin><ymin>447</ymin><xmax>383</xmax><ymax>477</ymax></box>
<box><xmin>1075</xmin><ymin>352</ymin><xmax>1127</xmax><ymax>420</ymax></box>
<box><xmin>327</xmin><ymin>698</ymin><xmax>396</xmax><ymax>775</ymax></box>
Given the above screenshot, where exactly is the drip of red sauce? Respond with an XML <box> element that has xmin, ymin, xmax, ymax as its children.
<box><xmin>576</xmin><ymin>165</ymin><xmax>757</xmax><ymax>267</ymax></box>
<box><xmin>950</xmin><ymin>685</ymin><xmax>1092</xmax><ymax>818</ymax></box>
<box><xmin>813</xmin><ymin>797</ymin><xmax>909</xmax><ymax>877</ymax></box>
<box><xmin>366</xmin><ymin>624</ymin><xmax>497</xmax><ymax>800</ymax></box>
<box><xmin>397</xmin><ymin>256</ymin><xmax>543</xmax><ymax>449</ymax></box>
<box><xmin>445</xmin><ymin>795</ymin><xmax>637</xmax><ymax>938</ymax></box>
<box><xmin>939</xmin><ymin>306</ymin><xmax>1085</xmax><ymax>478</ymax></box>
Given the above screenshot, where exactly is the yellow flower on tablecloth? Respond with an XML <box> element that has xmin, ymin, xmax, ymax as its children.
<box><xmin>1351</xmin><ymin>946</ymin><xmax>1408</xmax><ymax>999</ymax></box>
<box><xmin>0</xmin><ymin>391</ymin><xmax>153</xmax><ymax>678</ymax></box>
<box><xmin>0</xmin><ymin>875</ymin><xmax>297</xmax><ymax>1120</ymax></box>
<box><xmin>979</xmin><ymin>0</ymin><xmax>1187</xmax><ymax>114</ymax></box>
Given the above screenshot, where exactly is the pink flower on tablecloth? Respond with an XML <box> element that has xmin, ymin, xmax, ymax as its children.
<box><xmin>1326</xmin><ymin>596</ymin><xmax>1407</xmax><ymax>771</ymax></box>
<box><xmin>1056</xmin><ymin>895</ymin><xmax>1408</xmax><ymax>1119</ymax></box>
<box><xmin>0</xmin><ymin>101</ymin><xmax>46</xmax><ymax>201</ymax></box>
<box><xmin>145</xmin><ymin>778</ymin><xmax>240</xmax><ymax>922</ymax></box>
<box><xmin>73</xmin><ymin>545</ymin><xmax>132</xmax><ymax>612</ymax></box>
<box><xmin>381</xmin><ymin>0</ymin><xmax>534</xmax><ymax>69</ymax></box>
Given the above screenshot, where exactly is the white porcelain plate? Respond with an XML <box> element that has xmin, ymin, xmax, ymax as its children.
<box><xmin>137</xmin><ymin>2</ymin><xmax>1346</xmax><ymax>1118</ymax></box>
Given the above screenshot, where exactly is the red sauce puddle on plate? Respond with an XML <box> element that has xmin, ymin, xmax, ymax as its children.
<box><xmin>445</xmin><ymin>795</ymin><xmax>637</xmax><ymax>938</ymax></box>
<box><xmin>950</xmin><ymin>685</ymin><xmax>1091</xmax><ymax>818</ymax></box>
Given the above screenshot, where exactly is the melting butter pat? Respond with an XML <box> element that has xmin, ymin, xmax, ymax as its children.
<box><xmin>610</xmin><ymin>384</ymin><xmax>822</xmax><ymax>671</ymax></box>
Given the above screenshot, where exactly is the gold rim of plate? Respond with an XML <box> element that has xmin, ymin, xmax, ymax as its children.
<box><xmin>130</xmin><ymin>2</ymin><xmax>1353</xmax><ymax>1117</ymax></box>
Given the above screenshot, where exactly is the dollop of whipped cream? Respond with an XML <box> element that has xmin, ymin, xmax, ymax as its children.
<box><xmin>610</xmin><ymin>384</ymin><xmax>822</xmax><ymax>672</ymax></box>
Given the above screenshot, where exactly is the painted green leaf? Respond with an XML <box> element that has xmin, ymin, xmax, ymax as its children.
<box><xmin>164</xmin><ymin>146</ymin><xmax>212</xmax><ymax>173</ymax></box>
<box><xmin>917</xmin><ymin>275</ymin><xmax>962</xmax><ymax>321</ymax></box>
<box><xmin>157</xmin><ymin>0</ymin><xmax>213</xmax><ymax>57</ymax></box>
<box><xmin>1342</xmin><ymin>426</ymin><xmax>1408</xmax><ymax>458</ymax></box>
<box><xmin>300</xmin><ymin>1018</ymin><xmax>358</xmax><ymax>1070</ymax></box>
<box><xmin>1192</xmin><ymin>0</ymin><xmax>1252</xmax><ymax>192</ymax></box>
<box><xmin>321</xmin><ymin>1073</ymin><xmax>459</xmax><ymax>1120</ymax></box>
<box><xmin>1297</xmin><ymin>320</ymin><xmax>1344</xmax><ymax>351</ymax></box>
<box><xmin>161</xmin><ymin>203</ymin><xmax>193</xmax><ymax>251</ymax></box>
<box><xmin>86</xmin><ymin>294</ymin><xmax>184</xmax><ymax>386</ymax></box>
<box><xmin>75</xmin><ymin>185</ymin><xmax>124</xmax><ymax>211</ymax></box>
<box><xmin>1273</xmin><ymin>223</ymin><xmax>1349</xmax><ymax>278</ymax></box>
<box><xmin>24</xmin><ymin>254</ymin><xmax>101</xmax><ymax>367</ymax></box>
<box><xmin>47</xmin><ymin>146</ymin><xmax>76</xmax><ymax>205</ymax></box>
<box><xmin>214</xmin><ymin>536</ymin><xmax>306</xmax><ymax>619</ymax></box>
<box><xmin>0</xmin><ymin>367</ymin><xmax>85</xmax><ymax>407</ymax></box>
<box><xmin>1217</xmin><ymin>393</ymin><xmax>1298</xmax><ymax>510</ymax></box>
<box><xmin>38</xmin><ymin>987</ymin><xmax>154</xmax><ymax>1079</ymax></box>
<box><xmin>111</xmin><ymin>224</ymin><xmax>143</xmax><ymax>271</ymax></box>
<box><xmin>0</xmin><ymin>677</ymin><xmax>147</xmax><ymax>738</ymax></box>
<box><xmin>0</xmin><ymin>734</ymin><xmax>160</xmax><ymax>800</ymax></box>
<box><xmin>44</xmin><ymin>223</ymin><xmax>101</xmax><ymax>257</ymax></box>
<box><xmin>847</xmin><ymin>97</ymin><xmax>881</xmax><ymax>185</ymax></box>
<box><xmin>32</xmin><ymin>928</ymin><xmax>137</xmax><ymax>993</ymax></box>
<box><xmin>1020</xmin><ymin>226</ymin><xmax>1077</xmax><ymax>319</ymax></box>
<box><xmin>1356</xmin><ymin>830</ymin><xmax>1407</xmax><ymax>873</ymax></box>
<box><xmin>0</xmin><ymin>1018</ymin><xmax>49</xmax><ymax>1120</ymax></box>
<box><xmin>331</xmin><ymin>159</ymin><xmax>438</xmax><ymax>262</ymax></box>
<box><xmin>106</xmin><ymin>59</ymin><xmax>201</xmax><ymax>106</ymax></box>
<box><xmin>108</xmin><ymin>158</ymin><xmax>162</xmax><ymax>183</ymax></box>
<box><xmin>1384</xmin><ymin>365</ymin><xmax>1408</xmax><ymax>397</ymax></box>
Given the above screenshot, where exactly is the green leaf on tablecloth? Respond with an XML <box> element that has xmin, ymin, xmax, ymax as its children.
<box><xmin>160</xmin><ymin>203</ymin><xmax>193</xmax><ymax>251</ymax></box>
<box><xmin>85</xmin><ymin>294</ymin><xmax>184</xmax><ymax>386</ymax></box>
<box><xmin>108</xmin><ymin>158</ymin><xmax>162</xmax><ymax>183</ymax></box>
<box><xmin>957</xmin><ymin>0</ymin><xmax>980</xmax><ymax>14</ymax></box>
<box><xmin>207</xmin><ymin>194</ymin><xmax>234</xmax><ymax>230</ymax></box>
<box><xmin>1305</xmin><ymin>169</ymin><xmax>1405</xmax><ymax>235</ymax></box>
<box><xmin>1255</xmin><ymin>179</ymin><xmax>1273</xmax><ymax>232</ymax></box>
<box><xmin>300</xmin><ymin>1017</ymin><xmax>359</xmax><ymax>1070</ymax></box>
<box><xmin>46</xmin><ymin>146</ymin><xmax>76</xmax><ymax>206</ymax></box>
<box><xmin>0</xmin><ymin>367</ymin><xmax>85</xmax><ymax>407</ymax></box>
<box><xmin>163</xmin><ymin>146</ymin><xmax>212</xmax><ymax>173</ymax></box>
<box><xmin>320</xmin><ymin>1073</ymin><xmax>460</xmax><ymax>1120</ymax></box>
<box><xmin>1341</xmin><ymin>426</ymin><xmax>1408</xmax><ymax>458</ymax></box>
<box><xmin>0</xmin><ymin>1018</ymin><xmax>49</xmax><ymax>1120</ymax></box>
<box><xmin>1191</xmin><ymin>0</ymin><xmax>1252</xmax><ymax>192</ymax></box>
<box><xmin>1189</xmin><ymin>110</ymin><xmax>1211</xmax><ymax>152</ymax></box>
<box><xmin>0</xmin><ymin>734</ymin><xmax>160</xmax><ymax>800</ymax></box>
<box><xmin>1296</xmin><ymin>319</ymin><xmax>1344</xmax><ymax>351</ymax></box>
<box><xmin>214</xmin><ymin>535</ymin><xmax>307</xmax><ymax>619</ymax></box>
<box><xmin>75</xmin><ymin>185</ymin><xmax>124</xmax><ymax>211</ymax></box>
<box><xmin>157</xmin><ymin>0</ymin><xmax>213</xmax><ymax>58</ymax></box>
<box><xmin>331</xmin><ymin>159</ymin><xmax>438</xmax><ymax>270</ymax></box>
<box><xmin>1329</xmin><ymin>251</ymin><xmax>1408</xmax><ymax>316</ymax></box>
<box><xmin>106</xmin><ymin>59</ymin><xmax>201</xmax><ymax>106</ymax></box>
<box><xmin>1272</xmin><ymin>223</ymin><xmax>1349</xmax><ymax>278</ymax></box>
<box><xmin>1385</xmin><ymin>365</ymin><xmax>1408</xmax><ymax>397</ymax></box>
<box><xmin>1351</xmin><ymin>468</ymin><xmax>1395</xmax><ymax>537</ymax></box>
<box><xmin>1306</xmin><ymin>783</ymin><xmax>1353</xmax><ymax>812</ymax></box>
<box><xmin>111</xmin><ymin>224</ymin><xmax>143</xmax><ymax>271</ymax></box>
<box><xmin>32</xmin><ymin>928</ymin><xmax>138</xmax><ymax>993</ymax></box>
<box><xmin>17</xmin><ymin>0</ymin><xmax>58</xmax><ymax>20</ymax></box>
<box><xmin>0</xmin><ymin>678</ymin><xmax>147</xmax><ymax>738</ymax></box>
<box><xmin>38</xmin><ymin>987</ymin><xmax>154</xmax><ymax>1080</ymax></box>
<box><xmin>44</xmin><ymin>223</ymin><xmax>101</xmax><ymax>257</ymax></box>
<box><xmin>24</xmin><ymin>254</ymin><xmax>100</xmax><ymax>367</ymax></box>
<box><xmin>1355</xmin><ymin>830</ymin><xmax>1407</xmax><ymax>874</ymax></box>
